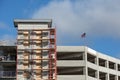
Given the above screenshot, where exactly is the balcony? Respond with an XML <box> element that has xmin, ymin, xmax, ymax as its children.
<box><xmin>32</xmin><ymin>36</ymin><xmax>41</xmax><ymax>40</ymax></box>
<box><xmin>0</xmin><ymin>71</ymin><xmax>16</xmax><ymax>78</ymax></box>
<box><xmin>17</xmin><ymin>36</ymin><xmax>29</xmax><ymax>40</ymax></box>
<box><xmin>23</xmin><ymin>60</ymin><xmax>29</xmax><ymax>65</ymax></box>
<box><xmin>33</xmin><ymin>31</ymin><xmax>42</xmax><ymax>35</ymax></box>
<box><xmin>36</xmin><ymin>69</ymin><xmax>41</xmax><ymax>74</ymax></box>
<box><xmin>0</xmin><ymin>56</ymin><xmax>16</xmax><ymax>63</ymax></box>
<box><xmin>36</xmin><ymin>60</ymin><xmax>41</xmax><ymax>64</ymax></box>
<box><xmin>36</xmin><ymin>54</ymin><xmax>41</xmax><ymax>59</ymax></box>
<box><xmin>23</xmin><ymin>72</ymin><xmax>30</xmax><ymax>78</ymax></box>
<box><xmin>34</xmin><ymin>50</ymin><xmax>41</xmax><ymax>54</ymax></box>
<box><xmin>23</xmin><ymin>31</ymin><xmax>29</xmax><ymax>35</ymax></box>
<box><xmin>35</xmin><ymin>41</ymin><xmax>41</xmax><ymax>44</ymax></box>
<box><xmin>34</xmin><ymin>65</ymin><xmax>41</xmax><ymax>70</ymax></box>
<box><xmin>23</xmin><ymin>41</ymin><xmax>29</xmax><ymax>45</ymax></box>
<box><xmin>23</xmin><ymin>56</ymin><xmax>29</xmax><ymax>60</ymax></box>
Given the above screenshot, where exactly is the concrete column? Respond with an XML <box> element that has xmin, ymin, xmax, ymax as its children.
<box><xmin>96</xmin><ymin>71</ymin><xmax>99</xmax><ymax>79</ymax></box>
<box><xmin>83</xmin><ymin>52</ymin><xmax>85</xmax><ymax>60</ymax></box>
<box><xmin>96</xmin><ymin>56</ymin><xmax>99</xmax><ymax>80</ymax></box>
<box><xmin>107</xmin><ymin>73</ymin><xmax>109</xmax><ymax>80</ymax></box>
<box><xmin>116</xmin><ymin>64</ymin><xmax>118</xmax><ymax>80</ymax></box>
<box><xmin>83</xmin><ymin>67</ymin><xmax>86</xmax><ymax>75</ymax></box>
<box><xmin>115</xmin><ymin>63</ymin><xmax>117</xmax><ymax>70</ymax></box>
<box><xmin>116</xmin><ymin>75</ymin><xmax>118</xmax><ymax>80</ymax></box>
<box><xmin>107</xmin><ymin>60</ymin><xmax>109</xmax><ymax>68</ymax></box>
<box><xmin>116</xmin><ymin>63</ymin><xmax>118</xmax><ymax>71</ymax></box>
<box><xmin>84</xmin><ymin>47</ymin><xmax>88</xmax><ymax>80</ymax></box>
<box><xmin>106</xmin><ymin>61</ymin><xmax>109</xmax><ymax>80</ymax></box>
<box><xmin>95</xmin><ymin>55</ymin><xmax>98</xmax><ymax>65</ymax></box>
<box><xmin>105</xmin><ymin>60</ymin><xmax>107</xmax><ymax>67</ymax></box>
<box><xmin>83</xmin><ymin>52</ymin><xmax>86</xmax><ymax>76</ymax></box>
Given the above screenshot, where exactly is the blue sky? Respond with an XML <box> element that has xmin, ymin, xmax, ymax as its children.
<box><xmin>0</xmin><ymin>0</ymin><xmax>120</xmax><ymax>58</ymax></box>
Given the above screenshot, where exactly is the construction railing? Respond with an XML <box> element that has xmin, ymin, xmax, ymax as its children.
<box><xmin>0</xmin><ymin>56</ymin><xmax>16</xmax><ymax>61</ymax></box>
<box><xmin>0</xmin><ymin>71</ymin><xmax>16</xmax><ymax>77</ymax></box>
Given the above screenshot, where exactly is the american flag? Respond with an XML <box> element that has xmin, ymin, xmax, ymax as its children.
<box><xmin>81</xmin><ymin>33</ymin><xmax>86</xmax><ymax>38</ymax></box>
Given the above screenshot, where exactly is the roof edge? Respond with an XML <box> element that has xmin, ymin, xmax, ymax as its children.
<box><xmin>14</xmin><ymin>19</ymin><xmax>52</xmax><ymax>27</ymax></box>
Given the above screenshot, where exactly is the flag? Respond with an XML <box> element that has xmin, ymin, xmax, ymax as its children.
<box><xmin>81</xmin><ymin>33</ymin><xmax>86</xmax><ymax>38</ymax></box>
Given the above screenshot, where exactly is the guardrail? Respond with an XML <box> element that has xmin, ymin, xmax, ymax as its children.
<box><xmin>0</xmin><ymin>56</ymin><xmax>16</xmax><ymax>61</ymax></box>
<box><xmin>0</xmin><ymin>71</ymin><xmax>16</xmax><ymax>77</ymax></box>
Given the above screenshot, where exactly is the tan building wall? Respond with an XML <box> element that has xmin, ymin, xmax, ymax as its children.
<box><xmin>14</xmin><ymin>19</ymin><xmax>57</xmax><ymax>80</ymax></box>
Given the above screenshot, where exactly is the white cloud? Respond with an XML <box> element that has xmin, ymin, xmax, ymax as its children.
<box><xmin>0</xmin><ymin>22</ymin><xmax>16</xmax><ymax>46</ymax></box>
<box><xmin>32</xmin><ymin>0</ymin><xmax>120</xmax><ymax>45</ymax></box>
<box><xmin>0</xmin><ymin>34</ymin><xmax>16</xmax><ymax>46</ymax></box>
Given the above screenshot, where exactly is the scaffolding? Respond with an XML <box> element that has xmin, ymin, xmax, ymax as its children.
<box><xmin>17</xmin><ymin>28</ymin><xmax>57</xmax><ymax>80</ymax></box>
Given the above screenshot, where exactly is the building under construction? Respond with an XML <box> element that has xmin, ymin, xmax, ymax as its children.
<box><xmin>14</xmin><ymin>19</ymin><xmax>57</xmax><ymax>80</ymax></box>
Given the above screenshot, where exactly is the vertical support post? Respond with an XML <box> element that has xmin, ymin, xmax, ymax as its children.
<box><xmin>54</xmin><ymin>28</ymin><xmax>57</xmax><ymax>80</ymax></box>
<box><xmin>97</xmin><ymin>56</ymin><xmax>99</xmax><ymax>80</ymax></box>
<box><xmin>107</xmin><ymin>61</ymin><xmax>109</xmax><ymax>80</ymax></box>
<box><xmin>49</xmin><ymin>29</ymin><xmax>52</xmax><ymax>80</ymax></box>
<box><xmin>16</xmin><ymin>28</ymin><xmax>18</xmax><ymax>80</ymax></box>
<box><xmin>84</xmin><ymin>47</ymin><xmax>88</xmax><ymax>80</ymax></box>
<box><xmin>48</xmin><ymin>28</ymin><xmax>57</xmax><ymax>80</ymax></box>
<box><xmin>116</xmin><ymin>64</ymin><xmax>118</xmax><ymax>80</ymax></box>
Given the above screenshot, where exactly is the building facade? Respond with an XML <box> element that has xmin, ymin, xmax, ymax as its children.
<box><xmin>14</xmin><ymin>19</ymin><xmax>57</xmax><ymax>80</ymax></box>
<box><xmin>0</xmin><ymin>46</ymin><xmax>16</xmax><ymax>80</ymax></box>
<box><xmin>57</xmin><ymin>46</ymin><xmax>120</xmax><ymax>80</ymax></box>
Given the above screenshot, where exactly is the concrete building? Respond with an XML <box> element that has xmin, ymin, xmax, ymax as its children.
<box><xmin>57</xmin><ymin>46</ymin><xmax>120</xmax><ymax>80</ymax></box>
<box><xmin>14</xmin><ymin>19</ymin><xmax>57</xmax><ymax>80</ymax></box>
<box><xmin>0</xmin><ymin>46</ymin><xmax>16</xmax><ymax>80</ymax></box>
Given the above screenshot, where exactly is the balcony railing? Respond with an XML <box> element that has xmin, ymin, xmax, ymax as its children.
<box><xmin>0</xmin><ymin>71</ymin><xmax>16</xmax><ymax>78</ymax></box>
<box><xmin>0</xmin><ymin>56</ymin><xmax>16</xmax><ymax>62</ymax></box>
